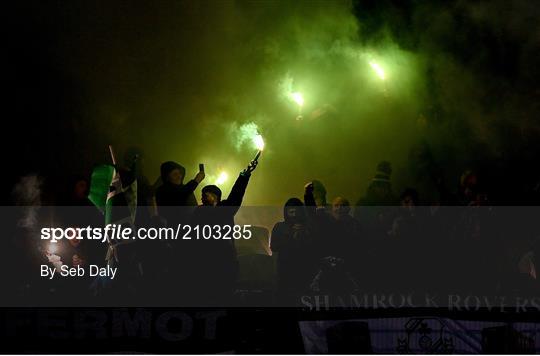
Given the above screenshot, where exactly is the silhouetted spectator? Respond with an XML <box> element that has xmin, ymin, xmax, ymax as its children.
<box><xmin>304</xmin><ymin>180</ymin><xmax>335</xmax><ymax>260</ymax></box>
<box><xmin>387</xmin><ymin>188</ymin><xmax>424</xmax><ymax>290</ymax></box>
<box><xmin>67</xmin><ymin>175</ymin><xmax>92</xmax><ymax>206</ymax></box>
<box><xmin>331</xmin><ymin>197</ymin><xmax>360</xmax><ymax>261</ymax></box>
<box><xmin>153</xmin><ymin>161</ymin><xmax>204</xmax><ymax>301</ymax></box>
<box><xmin>356</xmin><ymin>161</ymin><xmax>396</xmax><ymax>206</ymax></box>
<box><xmin>456</xmin><ymin>170</ymin><xmax>479</xmax><ymax>206</ymax></box>
<box><xmin>187</xmin><ymin>160</ymin><xmax>258</xmax><ymax>304</ymax></box>
<box><xmin>354</xmin><ymin>161</ymin><xmax>396</xmax><ymax>250</ymax></box>
<box><xmin>155</xmin><ymin>160</ymin><xmax>205</xmax><ymax>225</ymax></box>
<box><xmin>270</xmin><ymin>198</ymin><xmax>314</xmax><ymax>303</ymax></box>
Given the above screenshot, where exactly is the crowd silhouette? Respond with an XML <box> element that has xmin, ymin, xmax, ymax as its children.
<box><xmin>7</xmin><ymin>149</ymin><xmax>540</xmax><ymax>307</ymax></box>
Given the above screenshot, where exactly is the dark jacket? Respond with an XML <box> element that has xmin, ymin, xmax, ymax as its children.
<box><xmin>270</xmin><ymin>198</ymin><xmax>314</xmax><ymax>298</ymax></box>
<box><xmin>331</xmin><ymin>214</ymin><xmax>361</xmax><ymax>261</ymax></box>
<box><xmin>155</xmin><ymin>180</ymin><xmax>198</xmax><ymax>225</ymax></box>
<box><xmin>303</xmin><ymin>190</ymin><xmax>335</xmax><ymax>260</ymax></box>
<box><xmin>185</xmin><ymin>173</ymin><xmax>251</xmax><ymax>303</ymax></box>
<box><xmin>155</xmin><ymin>161</ymin><xmax>199</xmax><ymax>212</ymax></box>
<box><xmin>155</xmin><ymin>180</ymin><xmax>198</xmax><ymax>206</ymax></box>
<box><xmin>153</xmin><ymin>162</ymin><xmax>199</xmax><ymax>302</ymax></box>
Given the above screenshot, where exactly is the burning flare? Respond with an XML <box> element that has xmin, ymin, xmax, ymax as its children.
<box><xmin>369</xmin><ymin>61</ymin><xmax>386</xmax><ymax>80</ymax></box>
<box><xmin>216</xmin><ymin>171</ymin><xmax>228</xmax><ymax>185</ymax></box>
<box><xmin>290</xmin><ymin>92</ymin><xmax>304</xmax><ymax>107</ymax></box>
<box><xmin>253</xmin><ymin>133</ymin><xmax>265</xmax><ymax>151</ymax></box>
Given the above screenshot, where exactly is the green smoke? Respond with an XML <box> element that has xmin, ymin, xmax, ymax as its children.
<box><xmin>28</xmin><ymin>0</ymin><xmax>539</xmax><ymax>207</ymax></box>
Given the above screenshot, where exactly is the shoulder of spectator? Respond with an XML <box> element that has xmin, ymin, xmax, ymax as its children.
<box><xmin>181</xmin><ymin>179</ymin><xmax>199</xmax><ymax>193</ymax></box>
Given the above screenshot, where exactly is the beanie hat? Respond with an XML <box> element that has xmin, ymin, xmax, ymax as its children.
<box><xmin>202</xmin><ymin>185</ymin><xmax>222</xmax><ymax>200</ymax></box>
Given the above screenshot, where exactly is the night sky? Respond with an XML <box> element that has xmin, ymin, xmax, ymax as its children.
<box><xmin>7</xmin><ymin>0</ymin><xmax>540</xmax><ymax>205</ymax></box>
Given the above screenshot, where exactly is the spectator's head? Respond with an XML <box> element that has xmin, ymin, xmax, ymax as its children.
<box><xmin>64</xmin><ymin>174</ymin><xmax>88</xmax><ymax>204</ymax></box>
<box><xmin>400</xmin><ymin>188</ymin><xmax>419</xmax><ymax>209</ymax></box>
<box><xmin>202</xmin><ymin>185</ymin><xmax>222</xmax><ymax>206</ymax></box>
<box><xmin>284</xmin><ymin>197</ymin><xmax>305</xmax><ymax>223</ymax></box>
<box><xmin>73</xmin><ymin>178</ymin><xmax>89</xmax><ymax>200</ymax></box>
<box><xmin>312</xmin><ymin>179</ymin><xmax>327</xmax><ymax>206</ymax></box>
<box><xmin>160</xmin><ymin>161</ymin><xmax>185</xmax><ymax>185</ymax></box>
<box><xmin>460</xmin><ymin>170</ymin><xmax>478</xmax><ymax>202</ymax></box>
<box><xmin>332</xmin><ymin>197</ymin><xmax>351</xmax><ymax>219</ymax></box>
<box><xmin>377</xmin><ymin>161</ymin><xmax>392</xmax><ymax>177</ymax></box>
<box><xmin>365</xmin><ymin>161</ymin><xmax>394</xmax><ymax>204</ymax></box>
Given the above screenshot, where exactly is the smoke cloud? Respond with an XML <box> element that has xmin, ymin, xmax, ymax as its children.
<box><xmin>11</xmin><ymin>0</ymin><xmax>540</xmax><ymax>205</ymax></box>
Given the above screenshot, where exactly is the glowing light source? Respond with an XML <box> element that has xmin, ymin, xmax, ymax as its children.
<box><xmin>216</xmin><ymin>171</ymin><xmax>228</xmax><ymax>185</ymax></box>
<box><xmin>253</xmin><ymin>133</ymin><xmax>265</xmax><ymax>151</ymax></box>
<box><xmin>290</xmin><ymin>92</ymin><xmax>304</xmax><ymax>107</ymax></box>
<box><xmin>369</xmin><ymin>61</ymin><xmax>386</xmax><ymax>80</ymax></box>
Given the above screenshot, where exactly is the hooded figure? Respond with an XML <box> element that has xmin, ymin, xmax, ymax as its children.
<box><xmin>270</xmin><ymin>198</ymin><xmax>315</xmax><ymax>302</ymax></box>
<box><xmin>357</xmin><ymin>161</ymin><xmax>395</xmax><ymax>206</ymax></box>
<box><xmin>153</xmin><ymin>161</ymin><xmax>204</xmax><ymax>302</ymax></box>
<box><xmin>155</xmin><ymin>161</ymin><xmax>203</xmax><ymax>225</ymax></box>
<box><xmin>353</xmin><ymin>161</ymin><xmax>396</xmax><ymax>244</ymax></box>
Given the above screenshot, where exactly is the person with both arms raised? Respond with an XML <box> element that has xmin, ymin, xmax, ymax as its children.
<box><xmin>187</xmin><ymin>159</ymin><xmax>259</xmax><ymax>305</ymax></box>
